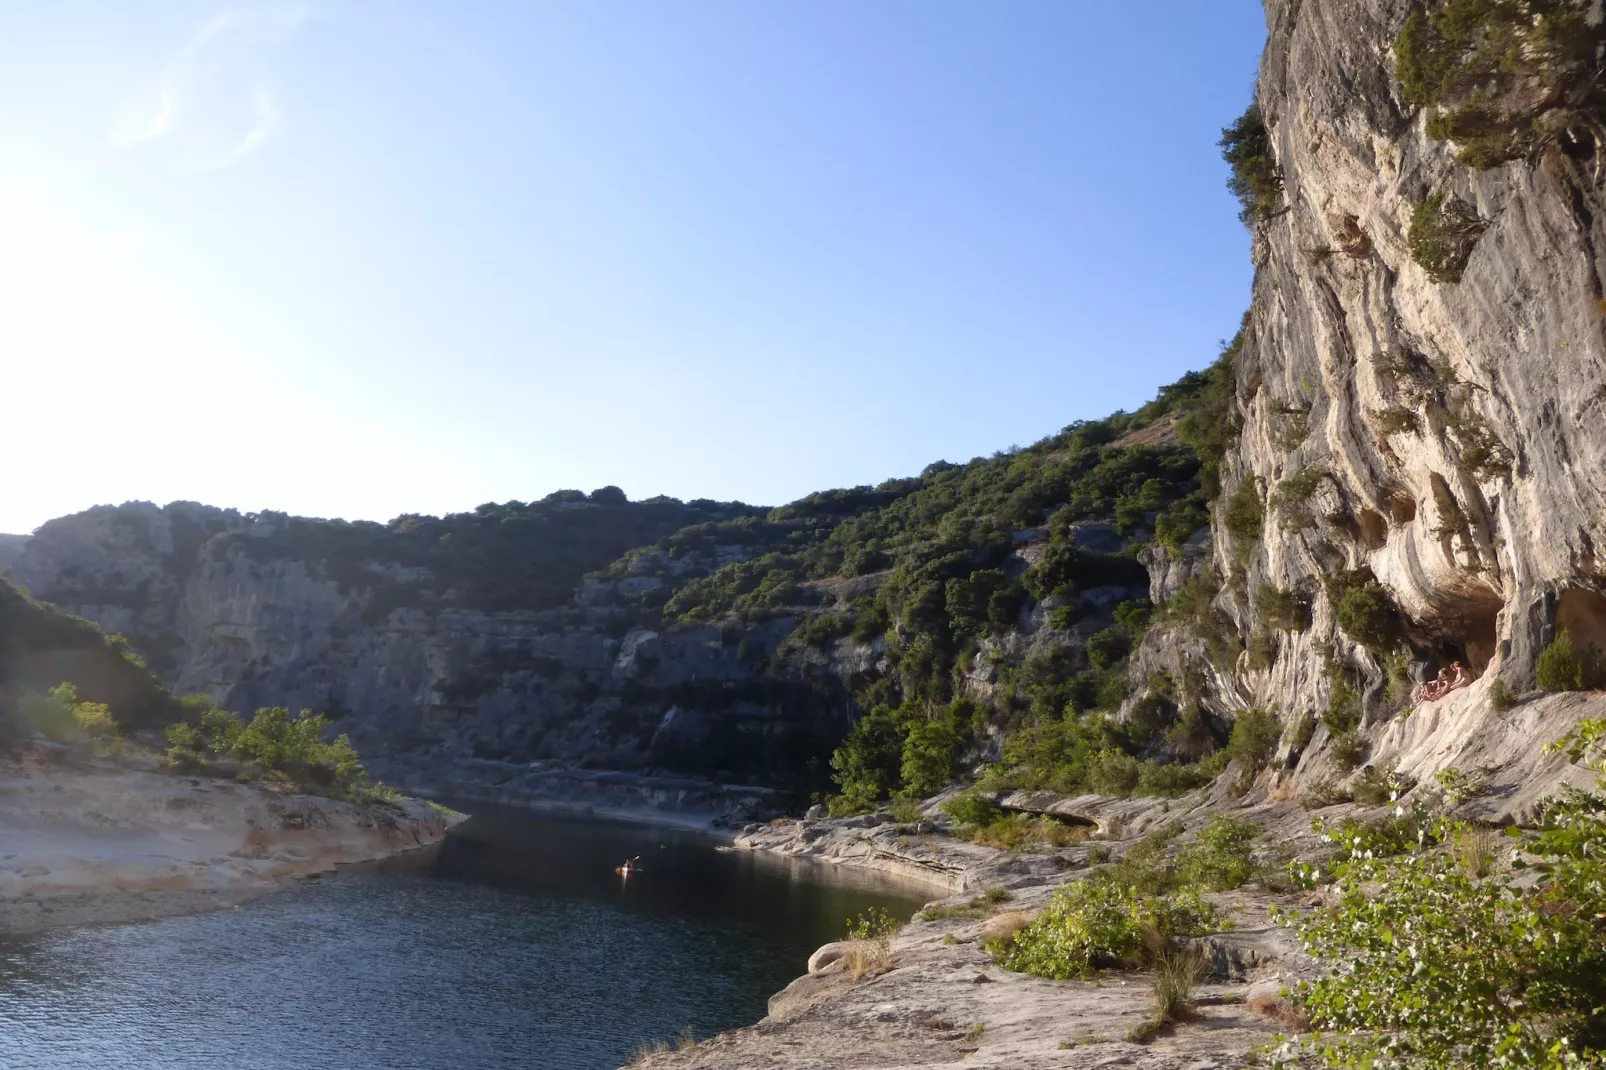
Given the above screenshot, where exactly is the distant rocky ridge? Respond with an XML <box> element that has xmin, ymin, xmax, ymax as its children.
<box><xmin>0</xmin><ymin>534</ymin><xmax>26</xmax><ymax>573</ymax></box>
<box><xmin>3</xmin><ymin>496</ymin><xmax>1153</xmax><ymax>799</ymax></box>
<box><xmin>1</xmin><ymin>498</ymin><xmax>826</xmax><ymax>790</ymax></box>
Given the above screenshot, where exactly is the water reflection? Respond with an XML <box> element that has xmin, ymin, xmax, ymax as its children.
<box><xmin>0</xmin><ymin>807</ymin><xmax>926</xmax><ymax>1070</ymax></box>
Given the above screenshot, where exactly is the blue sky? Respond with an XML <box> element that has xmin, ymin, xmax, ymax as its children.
<box><xmin>0</xmin><ymin>2</ymin><xmax>1266</xmax><ymax>532</ymax></box>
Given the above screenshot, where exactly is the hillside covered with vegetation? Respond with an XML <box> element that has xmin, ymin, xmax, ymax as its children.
<box><xmin>586</xmin><ymin>340</ymin><xmax>1240</xmax><ymax>810</ymax></box>
<box><xmin>0</xmin><ymin>576</ymin><xmax>393</xmax><ymax>804</ymax></box>
<box><xmin>0</xmin><ymin>578</ymin><xmax>183</xmax><ymax>739</ymax></box>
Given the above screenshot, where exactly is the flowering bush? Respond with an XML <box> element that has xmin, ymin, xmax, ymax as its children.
<box><xmin>1273</xmin><ymin>719</ymin><xmax>1606</xmax><ymax>1068</ymax></box>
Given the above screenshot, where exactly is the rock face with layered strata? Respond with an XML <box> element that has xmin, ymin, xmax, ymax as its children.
<box><xmin>4</xmin><ymin>501</ymin><xmax>856</xmax><ymax>790</ymax></box>
<box><xmin>4</xmin><ymin>497</ymin><xmax>1151</xmax><ymax>798</ymax></box>
<box><xmin>1118</xmin><ymin>0</ymin><xmax>1606</xmax><ymax>786</ymax></box>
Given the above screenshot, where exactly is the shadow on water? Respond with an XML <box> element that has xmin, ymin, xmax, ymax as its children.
<box><xmin>0</xmin><ymin>805</ymin><xmax>929</xmax><ymax>1070</ymax></box>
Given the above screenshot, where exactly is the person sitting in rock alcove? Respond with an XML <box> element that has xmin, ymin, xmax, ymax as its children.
<box><xmin>1413</xmin><ymin>661</ymin><xmax>1473</xmax><ymax>704</ymax></box>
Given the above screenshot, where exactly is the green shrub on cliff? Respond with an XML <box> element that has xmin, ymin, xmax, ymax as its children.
<box><xmin>1219</xmin><ymin>102</ymin><xmax>1283</xmax><ymax>225</ymax></box>
<box><xmin>1329</xmin><ymin>570</ymin><xmax>1405</xmax><ymax>656</ymax></box>
<box><xmin>1257</xmin><ymin>583</ymin><xmax>1311</xmax><ymax>633</ymax></box>
<box><xmin>1395</xmin><ymin>0</ymin><xmax>1602</xmax><ymax>170</ymax></box>
<box><xmin>1536</xmin><ymin>630</ymin><xmax>1606</xmax><ymax>692</ymax></box>
<box><xmin>993</xmin><ymin>881</ymin><xmax>1222</xmax><ymax>980</ymax></box>
<box><xmin>1407</xmin><ymin>191</ymin><xmax>1489</xmax><ymax>284</ymax></box>
<box><xmin>1221</xmin><ymin>479</ymin><xmax>1264</xmax><ymax>542</ymax></box>
<box><xmin>1223</xmin><ymin>707</ymin><xmax>1281</xmax><ymax>778</ymax></box>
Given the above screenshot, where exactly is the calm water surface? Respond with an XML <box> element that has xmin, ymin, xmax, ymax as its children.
<box><xmin>0</xmin><ymin>808</ymin><xmax>926</xmax><ymax>1070</ymax></box>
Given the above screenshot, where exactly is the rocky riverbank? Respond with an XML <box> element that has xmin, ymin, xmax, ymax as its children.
<box><xmin>641</xmin><ymin>794</ymin><xmax>1320</xmax><ymax>1069</ymax></box>
<box><xmin>382</xmin><ymin>755</ymin><xmax>781</xmax><ymax>832</ymax></box>
<box><xmin>0</xmin><ymin>751</ymin><xmax>457</xmax><ymax>934</ymax></box>
<box><xmin>644</xmin><ymin>719</ymin><xmax>1600</xmax><ymax>1070</ymax></box>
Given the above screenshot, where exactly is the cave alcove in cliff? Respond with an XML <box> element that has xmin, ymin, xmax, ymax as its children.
<box><xmin>1356</xmin><ymin>508</ymin><xmax>1388</xmax><ymax>551</ymax></box>
<box><xmin>1556</xmin><ymin>588</ymin><xmax>1606</xmax><ymax>655</ymax></box>
<box><xmin>1417</xmin><ymin>592</ymin><xmax>1503</xmax><ymax>677</ymax></box>
<box><xmin>1387</xmin><ymin>494</ymin><xmax>1417</xmax><ymax>527</ymax></box>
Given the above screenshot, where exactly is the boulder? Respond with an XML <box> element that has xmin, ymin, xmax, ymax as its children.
<box><xmin>807</xmin><ymin>940</ymin><xmax>853</xmax><ymax>975</ymax></box>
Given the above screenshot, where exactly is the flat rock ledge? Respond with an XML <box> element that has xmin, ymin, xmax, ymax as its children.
<box><xmin>731</xmin><ymin>815</ymin><xmax>1008</xmax><ymax>893</ymax></box>
<box><xmin>0</xmin><ymin>754</ymin><xmax>457</xmax><ymax>935</ymax></box>
<box><xmin>629</xmin><ymin>879</ymin><xmax>1310</xmax><ymax>1070</ymax></box>
<box><xmin>641</xmin><ymin>798</ymin><xmax>1326</xmax><ymax>1070</ymax></box>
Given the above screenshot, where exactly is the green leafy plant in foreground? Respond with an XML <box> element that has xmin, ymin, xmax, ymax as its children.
<box><xmin>1272</xmin><ymin>719</ymin><xmax>1606</xmax><ymax>1068</ymax></box>
<box><xmin>1175</xmin><ymin>815</ymin><xmax>1259</xmax><ymax>891</ymax></box>
<box><xmin>845</xmin><ymin>906</ymin><xmax>898</xmax><ymax>943</ymax></box>
<box><xmin>841</xmin><ymin>906</ymin><xmax>899</xmax><ymax>978</ymax></box>
<box><xmin>992</xmin><ymin>880</ymin><xmax>1222</xmax><ymax>980</ymax></box>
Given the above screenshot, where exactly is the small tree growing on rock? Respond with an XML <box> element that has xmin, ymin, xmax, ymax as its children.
<box><xmin>1536</xmin><ymin>630</ymin><xmax>1606</xmax><ymax>692</ymax></box>
<box><xmin>1407</xmin><ymin>191</ymin><xmax>1489</xmax><ymax>283</ymax></box>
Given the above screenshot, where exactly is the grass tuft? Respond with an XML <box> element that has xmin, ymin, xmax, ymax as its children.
<box><xmin>1125</xmin><ymin>947</ymin><xmax>1206</xmax><ymax>1043</ymax></box>
<box><xmin>1453</xmin><ymin>822</ymin><xmax>1498</xmax><ymax>879</ymax></box>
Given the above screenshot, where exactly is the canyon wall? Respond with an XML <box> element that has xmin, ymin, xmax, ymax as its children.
<box><xmin>1122</xmin><ymin>0</ymin><xmax>1606</xmax><ymax>787</ymax></box>
<box><xmin>3</xmin><ymin>502</ymin><xmax>842</xmax><ymax>789</ymax></box>
<box><xmin>4</xmin><ymin>498</ymin><xmax>1150</xmax><ymax>797</ymax></box>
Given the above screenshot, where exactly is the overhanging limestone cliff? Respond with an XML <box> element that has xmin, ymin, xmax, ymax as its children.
<box><xmin>1134</xmin><ymin>0</ymin><xmax>1606</xmax><ymax>787</ymax></box>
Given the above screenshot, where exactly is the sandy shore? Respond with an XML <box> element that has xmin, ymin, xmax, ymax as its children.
<box><xmin>0</xmin><ymin>752</ymin><xmax>456</xmax><ymax>935</ymax></box>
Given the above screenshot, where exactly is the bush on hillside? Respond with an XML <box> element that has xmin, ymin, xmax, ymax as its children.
<box><xmin>1330</xmin><ymin>571</ymin><xmax>1405</xmax><ymax>655</ymax></box>
<box><xmin>993</xmin><ymin>880</ymin><xmax>1222</xmax><ymax>980</ymax></box>
<box><xmin>1224</xmin><ymin>707</ymin><xmax>1281</xmax><ymax>777</ymax></box>
<box><xmin>1323</xmin><ymin>674</ymin><xmax>1363</xmax><ymax>735</ymax></box>
<box><xmin>1219</xmin><ymin>103</ymin><xmax>1283</xmax><ymax>224</ymax></box>
<box><xmin>1222</xmin><ymin>479</ymin><xmax>1264</xmax><ymax>542</ymax></box>
<box><xmin>1536</xmin><ymin>629</ymin><xmax>1606</xmax><ymax>692</ymax></box>
<box><xmin>1330</xmin><ymin>731</ymin><xmax>1370</xmax><ymax>773</ymax></box>
<box><xmin>1270</xmin><ymin>466</ymin><xmax>1329</xmax><ymax>531</ymax></box>
<box><xmin>1395</xmin><ymin>0</ymin><xmax>1602</xmax><ymax>170</ymax></box>
<box><xmin>1175</xmin><ymin>815</ymin><xmax>1259</xmax><ymax>891</ymax></box>
<box><xmin>1406</xmin><ymin>191</ymin><xmax>1489</xmax><ymax>284</ymax></box>
<box><xmin>899</xmin><ymin>719</ymin><xmax>961</xmax><ymax>799</ymax></box>
<box><xmin>941</xmin><ymin>788</ymin><xmax>1002</xmax><ymax>827</ymax></box>
<box><xmin>165</xmin><ymin>705</ymin><xmax>389</xmax><ymax>804</ymax></box>
<box><xmin>0</xmin><ymin>579</ymin><xmax>183</xmax><ymax>731</ymax></box>
<box><xmin>1257</xmin><ymin>583</ymin><xmax>1311</xmax><ymax>632</ymax></box>
<box><xmin>1137</xmin><ymin>758</ymin><xmax>1221</xmax><ymax>798</ymax></box>
<box><xmin>14</xmin><ymin>682</ymin><xmax>123</xmax><ymax>753</ymax></box>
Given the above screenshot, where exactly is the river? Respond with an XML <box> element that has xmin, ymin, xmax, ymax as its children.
<box><xmin>0</xmin><ymin>807</ymin><xmax>927</xmax><ymax>1070</ymax></box>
